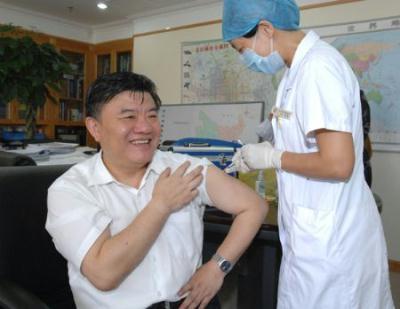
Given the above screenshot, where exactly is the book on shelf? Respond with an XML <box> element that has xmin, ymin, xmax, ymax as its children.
<box><xmin>77</xmin><ymin>77</ymin><xmax>84</xmax><ymax>99</ymax></box>
<box><xmin>61</xmin><ymin>76</ymin><xmax>84</xmax><ymax>99</ymax></box>
<box><xmin>59</xmin><ymin>100</ymin><xmax>82</xmax><ymax>122</ymax></box>
<box><xmin>63</xmin><ymin>73</ymin><xmax>75</xmax><ymax>80</ymax></box>
<box><xmin>0</xmin><ymin>102</ymin><xmax>11</xmax><ymax>119</ymax></box>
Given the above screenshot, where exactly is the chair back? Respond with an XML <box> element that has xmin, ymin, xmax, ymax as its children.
<box><xmin>0</xmin><ymin>151</ymin><xmax>36</xmax><ymax>166</ymax></box>
<box><xmin>0</xmin><ymin>165</ymin><xmax>75</xmax><ymax>309</ymax></box>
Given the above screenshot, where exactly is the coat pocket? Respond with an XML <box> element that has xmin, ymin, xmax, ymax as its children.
<box><xmin>290</xmin><ymin>204</ymin><xmax>336</xmax><ymax>260</ymax></box>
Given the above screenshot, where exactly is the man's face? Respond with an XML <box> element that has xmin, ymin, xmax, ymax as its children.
<box><xmin>87</xmin><ymin>91</ymin><xmax>161</xmax><ymax>170</ymax></box>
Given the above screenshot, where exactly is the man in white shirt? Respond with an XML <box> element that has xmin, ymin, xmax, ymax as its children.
<box><xmin>46</xmin><ymin>72</ymin><xmax>268</xmax><ymax>309</ymax></box>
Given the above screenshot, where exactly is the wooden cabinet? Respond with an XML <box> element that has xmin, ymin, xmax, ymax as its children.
<box><xmin>0</xmin><ymin>31</ymin><xmax>132</xmax><ymax>147</ymax></box>
<box><xmin>93</xmin><ymin>38</ymin><xmax>133</xmax><ymax>77</ymax></box>
<box><xmin>0</xmin><ymin>33</ymin><xmax>92</xmax><ymax>145</ymax></box>
<box><xmin>117</xmin><ymin>51</ymin><xmax>132</xmax><ymax>73</ymax></box>
<box><xmin>0</xmin><ymin>102</ymin><xmax>9</xmax><ymax>120</ymax></box>
<box><xmin>97</xmin><ymin>54</ymin><xmax>112</xmax><ymax>77</ymax></box>
<box><xmin>59</xmin><ymin>50</ymin><xmax>85</xmax><ymax>122</ymax></box>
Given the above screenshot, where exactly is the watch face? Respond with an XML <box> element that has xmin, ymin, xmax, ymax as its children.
<box><xmin>220</xmin><ymin>260</ymin><xmax>232</xmax><ymax>273</ymax></box>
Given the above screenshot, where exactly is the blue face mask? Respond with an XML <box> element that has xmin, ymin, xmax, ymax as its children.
<box><xmin>240</xmin><ymin>35</ymin><xmax>285</xmax><ymax>74</ymax></box>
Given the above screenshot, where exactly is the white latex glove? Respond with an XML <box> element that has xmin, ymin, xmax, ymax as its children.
<box><xmin>230</xmin><ymin>142</ymin><xmax>283</xmax><ymax>173</ymax></box>
<box><xmin>256</xmin><ymin>119</ymin><xmax>274</xmax><ymax>143</ymax></box>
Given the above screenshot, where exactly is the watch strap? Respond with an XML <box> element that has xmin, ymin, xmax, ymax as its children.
<box><xmin>212</xmin><ymin>253</ymin><xmax>233</xmax><ymax>274</ymax></box>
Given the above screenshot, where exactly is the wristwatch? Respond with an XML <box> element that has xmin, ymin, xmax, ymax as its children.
<box><xmin>212</xmin><ymin>253</ymin><xmax>233</xmax><ymax>274</ymax></box>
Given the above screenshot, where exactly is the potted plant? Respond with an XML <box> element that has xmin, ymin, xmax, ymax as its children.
<box><xmin>0</xmin><ymin>24</ymin><xmax>71</xmax><ymax>139</ymax></box>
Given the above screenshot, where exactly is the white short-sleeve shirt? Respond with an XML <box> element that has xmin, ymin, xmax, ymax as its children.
<box><xmin>46</xmin><ymin>150</ymin><xmax>213</xmax><ymax>309</ymax></box>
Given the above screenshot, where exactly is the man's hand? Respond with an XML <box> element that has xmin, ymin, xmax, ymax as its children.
<box><xmin>152</xmin><ymin>161</ymin><xmax>204</xmax><ymax>213</ymax></box>
<box><xmin>178</xmin><ymin>261</ymin><xmax>224</xmax><ymax>309</ymax></box>
<box><xmin>231</xmin><ymin>141</ymin><xmax>283</xmax><ymax>173</ymax></box>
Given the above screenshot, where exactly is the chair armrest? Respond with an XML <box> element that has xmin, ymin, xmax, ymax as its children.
<box><xmin>0</xmin><ymin>279</ymin><xmax>50</xmax><ymax>309</ymax></box>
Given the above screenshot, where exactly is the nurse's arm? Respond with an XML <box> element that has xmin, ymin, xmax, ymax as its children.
<box><xmin>281</xmin><ymin>129</ymin><xmax>354</xmax><ymax>181</ymax></box>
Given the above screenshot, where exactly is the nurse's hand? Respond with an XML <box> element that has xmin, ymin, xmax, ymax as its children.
<box><xmin>232</xmin><ymin>142</ymin><xmax>283</xmax><ymax>172</ymax></box>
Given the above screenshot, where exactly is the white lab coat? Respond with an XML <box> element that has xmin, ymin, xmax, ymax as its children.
<box><xmin>272</xmin><ymin>31</ymin><xmax>394</xmax><ymax>309</ymax></box>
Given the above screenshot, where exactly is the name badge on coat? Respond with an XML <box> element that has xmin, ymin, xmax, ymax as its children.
<box><xmin>272</xmin><ymin>106</ymin><xmax>292</xmax><ymax>121</ymax></box>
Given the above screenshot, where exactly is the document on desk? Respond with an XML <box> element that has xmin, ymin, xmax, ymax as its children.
<box><xmin>4</xmin><ymin>144</ymin><xmax>50</xmax><ymax>161</ymax></box>
<box><xmin>38</xmin><ymin>142</ymin><xmax>79</xmax><ymax>154</ymax></box>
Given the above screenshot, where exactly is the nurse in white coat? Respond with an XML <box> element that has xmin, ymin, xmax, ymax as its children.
<box><xmin>222</xmin><ymin>0</ymin><xmax>394</xmax><ymax>308</ymax></box>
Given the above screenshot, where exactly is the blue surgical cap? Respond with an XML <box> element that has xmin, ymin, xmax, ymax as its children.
<box><xmin>222</xmin><ymin>0</ymin><xmax>300</xmax><ymax>42</ymax></box>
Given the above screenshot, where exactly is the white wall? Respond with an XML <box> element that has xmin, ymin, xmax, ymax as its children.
<box><xmin>133</xmin><ymin>0</ymin><xmax>400</xmax><ymax>261</ymax></box>
<box><xmin>92</xmin><ymin>20</ymin><xmax>135</xmax><ymax>43</ymax></box>
<box><xmin>300</xmin><ymin>0</ymin><xmax>400</xmax><ymax>27</ymax></box>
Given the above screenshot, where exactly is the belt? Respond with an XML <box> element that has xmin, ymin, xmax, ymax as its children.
<box><xmin>147</xmin><ymin>299</ymin><xmax>184</xmax><ymax>309</ymax></box>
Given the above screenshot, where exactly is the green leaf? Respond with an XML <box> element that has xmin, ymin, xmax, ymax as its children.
<box><xmin>0</xmin><ymin>24</ymin><xmax>16</xmax><ymax>33</ymax></box>
<box><xmin>0</xmin><ymin>31</ymin><xmax>71</xmax><ymax>121</ymax></box>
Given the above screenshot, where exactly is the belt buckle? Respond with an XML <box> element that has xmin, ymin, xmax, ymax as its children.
<box><xmin>164</xmin><ymin>301</ymin><xmax>170</xmax><ymax>309</ymax></box>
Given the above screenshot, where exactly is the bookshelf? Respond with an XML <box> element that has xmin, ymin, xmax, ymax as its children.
<box><xmin>117</xmin><ymin>51</ymin><xmax>132</xmax><ymax>72</ymax></box>
<box><xmin>59</xmin><ymin>50</ymin><xmax>85</xmax><ymax>122</ymax></box>
<box><xmin>0</xmin><ymin>30</ymin><xmax>132</xmax><ymax>147</ymax></box>
<box><xmin>0</xmin><ymin>101</ymin><xmax>10</xmax><ymax>120</ymax></box>
<box><xmin>97</xmin><ymin>54</ymin><xmax>111</xmax><ymax>77</ymax></box>
<box><xmin>93</xmin><ymin>38</ymin><xmax>133</xmax><ymax>77</ymax></box>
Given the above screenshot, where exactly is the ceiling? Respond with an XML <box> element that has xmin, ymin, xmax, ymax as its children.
<box><xmin>0</xmin><ymin>0</ymin><xmax>340</xmax><ymax>27</ymax></box>
<box><xmin>0</xmin><ymin>0</ymin><xmax>222</xmax><ymax>26</ymax></box>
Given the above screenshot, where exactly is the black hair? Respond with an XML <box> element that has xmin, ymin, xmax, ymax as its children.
<box><xmin>86</xmin><ymin>71</ymin><xmax>162</xmax><ymax>119</ymax></box>
<box><xmin>243</xmin><ymin>24</ymin><xmax>259</xmax><ymax>38</ymax></box>
<box><xmin>360</xmin><ymin>89</ymin><xmax>367</xmax><ymax>101</ymax></box>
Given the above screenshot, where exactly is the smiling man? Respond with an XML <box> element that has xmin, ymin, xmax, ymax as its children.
<box><xmin>46</xmin><ymin>72</ymin><xmax>267</xmax><ymax>309</ymax></box>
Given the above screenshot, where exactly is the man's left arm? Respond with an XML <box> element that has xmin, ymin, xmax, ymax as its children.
<box><xmin>179</xmin><ymin>166</ymin><xmax>268</xmax><ymax>308</ymax></box>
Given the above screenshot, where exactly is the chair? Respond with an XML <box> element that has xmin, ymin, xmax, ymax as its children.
<box><xmin>0</xmin><ymin>151</ymin><xmax>36</xmax><ymax>166</ymax></box>
<box><xmin>0</xmin><ymin>165</ymin><xmax>76</xmax><ymax>309</ymax></box>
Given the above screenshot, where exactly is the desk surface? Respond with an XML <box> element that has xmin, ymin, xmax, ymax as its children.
<box><xmin>1</xmin><ymin>143</ymin><xmax>97</xmax><ymax>165</ymax></box>
<box><xmin>36</xmin><ymin>146</ymin><xmax>96</xmax><ymax>166</ymax></box>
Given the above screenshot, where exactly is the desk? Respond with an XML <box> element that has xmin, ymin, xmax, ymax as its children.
<box><xmin>1</xmin><ymin>143</ymin><xmax>97</xmax><ymax>166</ymax></box>
<box><xmin>203</xmin><ymin>203</ymin><xmax>281</xmax><ymax>309</ymax></box>
<box><xmin>36</xmin><ymin>146</ymin><xmax>96</xmax><ymax>166</ymax></box>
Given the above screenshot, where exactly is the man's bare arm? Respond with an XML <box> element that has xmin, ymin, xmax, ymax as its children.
<box><xmin>179</xmin><ymin>166</ymin><xmax>268</xmax><ymax>308</ymax></box>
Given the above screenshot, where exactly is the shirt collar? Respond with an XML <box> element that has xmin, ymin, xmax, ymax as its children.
<box><xmin>87</xmin><ymin>151</ymin><xmax>114</xmax><ymax>186</ymax></box>
<box><xmin>287</xmin><ymin>30</ymin><xmax>320</xmax><ymax>80</ymax></box>
<box><xmin>88</xmin><ymin>150</ymin><xmax>165</xmax><ymax>187</ymax></box>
